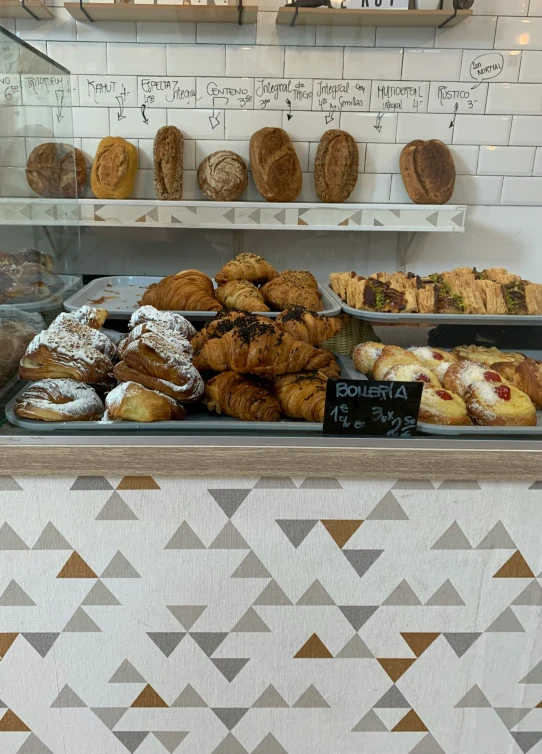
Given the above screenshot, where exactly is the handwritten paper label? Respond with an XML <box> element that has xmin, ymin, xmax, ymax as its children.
<box><xmin>370</xmin><ymin>80</ymin><xmax>428</xmax><ymax>113</ymax></box>
<box><xmin>428</xmin><ymin>81</ymin><xmax>487</xmax><ymax>114</ymax></box>
<box><xmin>0</xmin><ymin>74</ymin><xmax>21</xmax><ymax>106</ymax></box>
<box><xmin>323</xmin><ymin>379</ymin><xmax>422</xmax><ymax>437</ymax></box>
<box><xmin>79</xmin><ymin>75</ymin><xmax>136</xmax><ymax>109</ymax></box>
<box><xmin>21</xmin><ymin>74</ymin><xmax>74</xmax><ymax>108</ymax></box>
<box><xmin>139</xmin><ymin>77</ymin><xmax>196</xmax><ymax>109</ymax></box>
<box><xmin>196</xmin><ymin>77</ymin><xmax>253</xmax><ymax>110</ymax></box>
<box><xmin>254</xmin><ymin>78</ymin><xmax>312</xmax><ymax>111</ymax></box>
<box><xmin>347</xmin><ymin>0</ymin><xmax>408</xmax><ymax>8</ymax></box>
<box><xmin>312</xmin><ymin>79</ymin><xmax>370</xmax><ymax>113</ymax></box>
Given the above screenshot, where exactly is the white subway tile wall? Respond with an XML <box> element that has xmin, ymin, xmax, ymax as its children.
<box><xmin>5</xmin><ymin>2</ymin><xmax>542</xmax><ymax>204</ymax></box>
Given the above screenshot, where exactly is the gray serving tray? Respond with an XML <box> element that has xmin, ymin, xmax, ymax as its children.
<box><xmin>64</xmin><ymin>276</ymin><xmax>341</xmax><ymax>321</ymax></box>
<box><xmin>327</xmin><ymin>284</ymin><xmax>542</xmax><ymax>326</ymax></box>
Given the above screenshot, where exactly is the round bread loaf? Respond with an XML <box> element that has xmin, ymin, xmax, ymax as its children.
<box><xmin>400</xmin><ymin>139</ymin><xmax>456</xmax><ymax>205</ymax></box>
<box><xmin>26</xmin><ymin>142</ymin><xmax>87</xmax><ymax>199</ymax></box>
<box><xmin>314</xmin><ymin>129</ymin><xmax>358</xmax><ymax>203</ymax></box>
<box><xmin>91</xmin><ymin>136</ymin><xmax>138</xmax><ymax>200</ymax></box>
<box><xmin>249</xmin><ymin>127</ymin><xmax>302</xmax><ymax>203</ymax></box>
<box><xmin>197</xmin><ymin>150</ymin><xmax>248</xmax><ymax>201</ymax></box>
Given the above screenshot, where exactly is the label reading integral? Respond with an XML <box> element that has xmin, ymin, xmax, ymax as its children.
<box><xmin>323</xmin><ymin>380</ymin><xmax>423</xmax><ymax>437</ymax></box>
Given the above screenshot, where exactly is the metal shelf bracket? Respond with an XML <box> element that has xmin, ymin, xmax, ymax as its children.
<box><xmin>21</xmin><ymin>0</ymin><xmax>39</xmax><ymax>20</ymax></box>
<box><xmin>79</xmin><ymin>0</ymin><xmax>94</xmax><ymax>22</ymax></box>
<box><xmin>290</xmin><ymin>0</ymin><xmax>299</xmax><ymax>27</ymax></box>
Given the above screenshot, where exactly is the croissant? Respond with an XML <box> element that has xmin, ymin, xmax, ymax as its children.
<box><xmin>491</xmin><ymin>358</ymin><xmax>542</xmax><ymax>409</ymax></box>
<box><xmin>106</xmin><ymin>381</ymin><xmax>186</xmax><ymax>422</ymax></box>
<box><xmin>19</xmin><ymin>333</ymin><xmax>114</xmax><ymax>384</ymax></box>
<box><xmin>260</xmin><ymin>277</ymin><xmax>323</xmax><ymax>312</ymax></box>
<box><xmin>191</xmin><ymin>310</ymin><xmax>257</xmax><ymax>351</ymax></box>
<box><xmin>215</xmin><ymin>280</ymin><xmax>270</xmax><ymax>313</ymax></box>
<box><xmin>64</xmin><ymin>306</ymin><xmax>108</xmax><ymax>329</ymax></box>
<box><xmin>280</xmin><ymin>270</ymin><xmax>319</xmax><ymax>290</ymax></box>
<box><xmin>119</xmin><ymin>321</ymin><xmax>193</xmax><ymax>359</ymax></box>
<box><xmin>274</xmin><ymin>371</ymin><xmax>328</xmax><ymax>422</ymax></box>
<box><xmin>140</xmin><ymin>270</ymin><xmax>222</xmax><ymax>312</ymax></box>
<box><xmin>304</xmin><ymin>348</ymin><xmax>341</xmax><ymax>375</ymax></box>
<box><xmin>48</xmin><ymin>313</ymin><xmax>117</xmax><ymax>361</ymax></box>
<box><xmin>215</xmin><ymin>253</ymin><xmax>278</xmax><ymax>286</ymax></box>
<box><xmin>204</xmin><ymin>371</ymin><xmax>281</xmax><ymax>422</ymax></box>
<box><xmin>276</xmin><ymin>305</ymin><xmax>342</xmax><ymax>346</ymax></box>
<box><xmin>193</xmin><ymin>320</ymin><xmax>324</xmax><ymax>377</ymax></box>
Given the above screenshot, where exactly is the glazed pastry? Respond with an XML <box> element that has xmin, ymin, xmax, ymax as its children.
<box><xmin>382</xmin><ymin>363</ymin><xmax>441</xmax><ymax>388</ymax></box>
<box><xmin>442</xmin><ymin>361</ymin><xmax>507</xmax><ymax>399</ymax></box>
<box><xmin>154</xmin><ymin>126</ymin><xmax>183</xmax><ymax>201</ymax></box>
<box><xmin>197</xmin><ymin>150</ymin><xmax>247</xmax><ymax>202</ymax></box>
<box><xmin>329</xmin><ymin>271</ymin><xmax>356</xmax><ymax>302</ymax></box>
<box><xmin>408</xmin><ymin>347</ymin><xmax>457</xmax><ymax>382</ymax></box>
<box><xmin>215</xmin><ymin>280</ymin><xmax>270</xmax><ymax>312</ymax></box>
<box><xmin>491</xmin><ymin>359</ymin><xmax>542</xmax><ymax>409</ymax></box>
<box><xmin>114</xmin><ymin>332</ymin><xmax>204</xmax><ymax>403</ymax></box>
<box><xmin>400</xmin><ymin>139</ymin><xmax>455</xmax><ymax>205</ymax></box>
<box><xmin>503</xmin><ymin>281</ymin><xmax>528</xmax><ymax>315</ymax></box>
<box><xmin>419</xmin><ymin>387</ymin><xmax>472</xmax><ymax>426</ymax></box>
<box><xmin>465</xmin><ymin>382</ymin><xmax>536</xmax><ymax>426</ymax></box>
<box><xmin>14</xmin><ymin>379</ymin><xmax>104</xmax><ymax>422</ymax></box>
<box><xmin>482</xmin><ymin>268</ymin><xmax>521</xmax><ymax>286</ymax></box>
<box><xmin>274</xmin><ymin>371</ymin><xmax>328</xmax><ymax>423</ymax></box>
<box><xmin>451</xmin><ymin>345</ymin><xmax>525</xmax><ymax>367</ymax></box>
<box><xmin>250</xmin><ymin>127</ymin><xmax>302</xmax><ymax>203</ymax></box>
<box><xmin>417</xmin><ymin>284</ymin><xmax>439</xmax><ymax>314</ymax></box>
<box><xmin>105</xmin><ymin>381</ymin><xmax>186</xmax><ymax>423</ymax></box>
<box><xmin>26</xmin><ymin>143</ymin><xmax>87</xmax><ymax>199</ymax></box>
<box><xmin>66</xmin><ymin>306</ymin><xmax>109</xmax><ymax>329</ymax></box>
<box><xmin>276</xmin><ymin>305</ymin><xmax>342</xmax><ymax>346</ymax></box>
<box><xmin>215</xmin><ymin>253</ymin><xmax>278</xmax><ymax>286</ymax></box>
<box><xmin>119</xmin><ymin>322</ymin><xmax>193</xmax><ymax>359</ymax></box>
<box><xmin>351</xmin><ymin>342</ymin><xmax>385</xmax><ymax>377</ymax></box>
<box><xmin>91</xmin><ymin>137</ymin><xmax>138</xmax><ymax>200</ymax></box>
<box><xmin>140</xmin><ymin>270</ymin><xmax>221</xmax><ymax>312</ymax></box>
<box><xmin>204</xmin><ymin>371</ymin><xmax>280</xmax><ymax>422</ymax></box>
<box><xmin>345</xmin><ymin>277</ymin><xmax>405</xmax><ymax>313</ymax></box>
<box><xmin>280</xmin><ymin>270</ymin><xmax>319</xmax><ymax>290</ymax></box>
<box><xmin>260</xmin><ymin>276</ymin><xmax>323</xmax><ymax>312</ymax></box>
<box><xmin>475</xmin><ymin>280</ymin><xmax>507</xmax><ymax>315</ymax></box>
<box><xmin>129</xmin><ymin>305</ymin><xmax>196</xmax><ymax>340</ymax></box>
<box><xmin>193</xmin><ymin>320</ymin><xmax>326</xmax><ymax>377</ymax></box>
<box><xmin>372</xmin><ymin>347</ymin><xmax>422</xmax><ymax>381</ymax></box>
<box><xmin>190</xmin><ymin>310</ymin><xmax>260</xmax><ymax>351</ymax></box>
<box><xmin>314</xmin><ymin>129</ymin><xmax>358</xmax><ymax>204</ymax></box>
<box><xmin>525</xmin><ymin>284</ymin><xmax>542</xmax><ymax>316</ymax></box>
<box><xmin>0</xmin><ymin>320</ymin><xmax>39</xmax><ymax>388</ymax></box>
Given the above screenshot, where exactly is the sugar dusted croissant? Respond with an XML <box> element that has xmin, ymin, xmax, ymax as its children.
<box><xmin>215</xmin><ymin>253</ymin><xmax>278</xmax><ymax>286</ymax></box>
<box><xmin>106</xmin><ymin>381</ymin><xmax>186</xmax><ymax>423</ymax></box>
<box><xmin>140</xmin><ymin>270</ymin><xmax>221</xmax><ymax>312</ymax></box>
<box><xmin>65</xmin><ymin>306</ymin><xmax>108</xmax><ymax>329</ymax></box>
<box><xmin>48</xmin><ymin>313</ymin><xmax>117</xmax><ymax>361</ymax></box>
<box><xmin>260</xmin><ymin>276</ymin><xmax>323</xmax><ymax>312</ymax></box>
<box><xmin>215</xmin><ymin>280</ymin><xmax>270</xmax><ymax>312</ymax></box>
<box><xmin>119</xmin><ymin>322</ymin><xmax>193</xmax><ymax>360</ymax></box>
<box><xmin>15</xmin><ymin>379</ymin><xmax>104</xmax><ymax>422</ymax></box>
<box><xmin>193</xmin><ymin>320</ymin><xmax>324</xmax><ymax>377</ymax></box>
<box><xmin>130</xmin><ymin>306</ymin><xmax>196</xmax><ymax>340</ymax></box>
<box><xmin>274</xmin><ymin>371</ymin><xmax>328</xmax><ymax>423</ymax></box>
<box><xmin>276</xmin><ymin>305</ymin><xmax>342</xmax><ymax>346</ymax></box>
<box><xmin>204</xmin><ymin>371</ymin><xmax>281</xmax><ymax>422</ymax></box>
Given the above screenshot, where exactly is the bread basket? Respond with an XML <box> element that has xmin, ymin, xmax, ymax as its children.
<box><xmin>323</xmin><ymin>314</ymin><xmax>380</xmax><ymax>355</ymax></box>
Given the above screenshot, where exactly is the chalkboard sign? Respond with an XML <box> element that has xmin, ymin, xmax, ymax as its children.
<box><xmin>323</xmin><ymin>380</ymin><xmax>423</xmax><ymax>438</ymax></box>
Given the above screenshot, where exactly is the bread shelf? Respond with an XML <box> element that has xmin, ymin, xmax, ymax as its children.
<box><xmin>276</xmin><ymin>7</ymin><xmax>471</xmax><ymax>27</ymax></box>
<box><xmin>0</xmin><ymin>0</ymin><xmax>53</xmax><ymax>19</ymax></box>
<box><xmin>64</xmin><ymin>2</ymin><xmax>258</xmax><ymax>23</ymax></box>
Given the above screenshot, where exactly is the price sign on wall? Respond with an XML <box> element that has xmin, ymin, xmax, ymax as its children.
<box><xmin>347</xmin><ymin>0</ymin><xmax>409</xmax><ymax>9</ymax></box>
<box><xmin>323</xmin><ymin>380</ymin><xmax>423</xmax><ymax>437</ymax></box>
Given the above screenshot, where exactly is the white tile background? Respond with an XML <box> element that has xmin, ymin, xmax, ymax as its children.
<box><xmin>3</xmin><ymin>1</ymin><xmax>542</xmax><ymax>205</ymax></box>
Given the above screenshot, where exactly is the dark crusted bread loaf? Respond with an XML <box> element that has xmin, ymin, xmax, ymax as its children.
<box><xmin>26</xmin><ymin>143</ymin><xmax>87</xmax><ymax>199</ymax></box>
<box><xmin>154</xmin><ymin>126</ymin><xmax>183</xmax><ymax>201</ymax></box>
<box><xmin>400</xmin><ymin>139</ymin><xmax>456</xmax><ymax>205</ymax></box>
<box><xmin>249</xmin><ymin>127</ymin><xmax>302</xmax><ymax>203</ymax></box>
<box><xmin>197</xmin><ymin>150</ymin><xmax>247</xmax><ymax>201</ymax></box>
<box><xmin>314</xmin><ymin>129</ymin><xmax>358</xmax><ymax>203</ymax></box>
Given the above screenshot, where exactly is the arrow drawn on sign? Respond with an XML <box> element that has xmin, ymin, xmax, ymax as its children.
<box><xmin>374</xmin><ymin>112</ymin><xmax>384</xmax><ymax>133</ymax></box>
<box><xmin>116</xmin><ymin>85</ymin><xmax>127</xmax><ymax>121</ymax></box>
<box><xmin>141</xmin><ymin>103</ymin><xmax>149</xmax><ymax>125</ymax></box>
<box><xmin>55</xmin><ymin>89</ymin><xmax>65</xmax><ymax>123</ymax></box>
<box><xmin>449</xmin><ymin>101</ymin><xmax>459</xmax><ymax>129</ymax></box>
<box><xmin>209</xmin><ymin>96</ymin><xmax>226</xmax><ymax>130</ymax></box>
<box><xmin>286</xmin><ymin>97</ymin><xmax>293</xmax><ymax>121</ymax></box>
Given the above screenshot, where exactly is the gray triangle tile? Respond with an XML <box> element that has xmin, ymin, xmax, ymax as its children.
<box><xmin>101</xmin><ymin>552</ymin><xmax>141</xmax><ymax>578</ymax></box>
<box><xmin>476</xmin><ymin>521</ymin><xmax>516</xmax><ymax>550</ymax></box>
<box><xmin>437</xmin><ymin>480</ymin><xmax>480</xmax><ymax>489</ymax></box>
<box><xmin>426</xmin><ymin>211</ymin><xmax>439</xmax><ymax>227</ymax></box>
<box><xmin>486</xmin><ymin>607</ymin><xmax>525</xmax><ymax>633</ymax></box>
<box><xmin>339</xmin><ymin>606</ymin><xmax>378</xmax><ymax>630</ymax></box>
<box><xmin>495</xmin><ymin>707</ymin><xmax>531</xmax><ymax>730</ymax></box>
<box><xmin>296</xmin><ymin>580</ymin><xmax>334</xmax><ymax>606</ymax></box>
<box><xmin>293</xmin><ymin>684</ymin><xmax>329</xmax><ymax>708</ymax></box>
<box><xmin>276</xmin><ymin>520</ymin><xmax>317</xmax><ymax>548</ymax></box>
<box><xmin>521</xmin><ymin>660</ymin><xmax>542</xmax><ymax>684</ymax></box>
<box><xmin>374</xmin><ymin>218</ymin><xmax>384</xmax><ymax>227</ymax></box>
<box><xmin>298</xmin><ymin>478</ymin><xmax>342</xmax><ymax>489</ymax></box>
<box><xmin>252</xmin><ymin>685</ymin><xmax>289</xmax><ymax>709</ymax></box>
<box><xmin>92</xmin><ymin>707</ymin><xmax>127</xmax><ymax>729</ymax></box>
<box><xmin>212</xmin><ymin>658</ymin><xmax>249</xmax><ymax>682</ymax></box>
<box><xmin>248</xmin><ymin>209</ymin><xmax>260</xmax><ymax>224</ymax></box>
<box><xmin>426</xmin><ymin>580</ymin><xmax>465</xmax><ymax>607</ymax></box>
<box><xmin>392</xmin><ymin>480</ymin><xmax>434</xmax><ymax>490</ymax></box>
<box><xmin>165</xmin><ymin>522</ymin><xmax>205</xmax><ymax>550</ymax></box>
<box><xmin>336</xmin><ymin>635</ymin><xmax>373</xmax><ymax>659</ymax></box>
<box><xmin>153</xmin><ymin>731</ymin><xmax>189</xmax><ymax>753</ymax></box>
<box><xmin>252</xmin><ymin>734</ymin><xmax>288</xmax><ymax>754</ymax></box>
<box><xmin>167</xmin><ymin>605</ymin><xmax>206</xmax><ymax>630</ymax></box>
<box><xmin>232</xmin><ymin>608</ymin><xmax>270</xmax><ymax>633</ymax></box>
<box><xmin>352</xmin><ymin>710</ymin><xmax>387</xmax><ymax>732</ymax></box>
<box><xmin>232</xmin><ymin>552</ymin><xmax>271</xmax><ymax>578</ymax></box>
<box><xmin>383</xmin><ymin>580</ymin><xmax>421</xmax><ymax>606</ymax></box>
<box><xmin>408</xmin><ymin>734</ymin><xmax>446</xmax><ymax>754</ymax></box>
<box><xmin>82</xmin><ymin>580</ymin><xmax>120</xmax><ymax>607</ymax></box>
<box><xmin>146</xmin><ymin>206</ymin><xmax>159</xmax><ymax>222</ymax></box>
<box><xmin>0</xmin><ymin>523</ymin><xmax>28</xmax><ymax>550</ymax></box>
<box><xmin>0</xmin><ymin>476</ymin><xmax>22</xmax><ymax>491</ymax></box>
<box><xmin>71</xmin><ymin>476</ymin><xmax>113</xmax><ymax>491</ymax></box>
<box><xmin>431</xmin><ymin>522</ymin><xmax>472</xmax><ymax>550</ymax></box>
<box><xmin>529</xmin><ymin>481</ymin><xmax>542</xmax><ymax>489</ymax></box>
<box><xmin>443</xmin><ymin>633</ymin><xmax>481</xmax><ymax>658</ymax></box>
<box><xmin>147</xmin><ymin>632</ymin><xmax>186</xmax><ymax>657</ymax></box>
<box><xmin>51</xmin><ymin>685</ymin><xmax>86</xmax><ymax>708</ymax></box>
<box><xmin>33</xmin><ymin>523</ymin><xmax>71</xmax><ymax>550</ymax></box>
<box><xmin>209</xmin><ymin>522</ymin><xmax>249</xmax><ymax>550</ymax></box>
<box><xmin>254</xmin><ymin>580</ymin><xmax>293</xmax><ymax>606</ymax></box>
<box><xmin>96</xmin><ymin>492</ymin><xmax>138</xmax><ymax>521</ymax></box>
<box><xmin>349</xmin><ymin>210</ymin><xmax>362</xmax><ymax>225</ymax></box>
<box><xmin>113</xmin><ymin>732</ymin><xmax>149</xmax><ymax>753</ymax></box>
<box><xmin>511</xmin><ymin>733</ymin><xmax>542</xmax><ymax>753</ymax></box>
<box><xmin>0</xmin><ymin>699</ymin><xmax>6</xmax><ymax>707</ymax></box>
<box><xmin>374</xmin><ymin>686</ymin><xmax>410</xmax><ymax>709</ymax></box>
<box><xmin>513</xmin><ymin>581</ymin><xmax>542</xmax><ymax>606</ymax></box>
<box><xmin>190</xmin><ymin>632</ymin><xmax>228</xmax><ymax>657</ymax></box>
<box><xmin>171</xmin><ymin>684</ymin><xmax>207</xmax><ymax>708</ymax></box>
<box><xmin>0</xmin><ymin>580</ymin><xmax>35</xmax><ymax>606</ymax></box>
<box><xmin>212</xmin><ymin>734</ymin><xmax>248</xmax><ymax>754</ymax></box>
<box><xmin>367</xmin><ymin>492</ymin><xmax>409</xmax><ymax>521</ymax></box>
<box><xmin>212</xmin><ymin>708</ymin><xmax>249</xmax><ymax>730</ymax></box>
<box><xmin>109</xmin><ymin>659</ymin><xmax>145</xmax><ymax>683</ymax></box>
<box><xmin>342</xmin><ymin>549</ymin><xmax>383</xmax><ymax>578</ymax></box>
<box><xmin>451</xmin><ymin>211</ymin><xmax>465</xmax><ymax>228</ymax></box>
<box><xmin>63</xmin><ymin>608</ymin><xmax>101</xmax><ymax>633</ymax></box>
<box><xmin>17</xmin><ymin>734</ymin><xmax>54</xmax><ymax>754</ymax></box>
<box><xmin>223</xmin><ymin>208</ymin><xmax>236</xmax><ymax>223</ymax></box>
<box><xmin>274</xmin><ymin>210</ymin><xmax>286</xmax><ymax>225</ymax></box>
<box><xmin>255</xmin><ymin>477</ymin><xmax>296</xmax><ymax>489</ymax></box>
<box><xmin>455</xmin><ymin>685</ymin><xmax>491</xmax><ymax>708</ymax></box>
<box><xmin>208</xmin><ymin>489</ymin><xmax>251</xmax><ymax>518</ymax></box>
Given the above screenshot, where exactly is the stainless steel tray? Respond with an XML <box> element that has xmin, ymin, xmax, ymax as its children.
<box><xmin>64</xmin><ymin>276</ymin><xmax>341</xmax><ymax>321</ymax></box>
<box><xmin>327</xmin><ymin>284</ymin><xmax>542</xmax><ymax>326</ymax></box>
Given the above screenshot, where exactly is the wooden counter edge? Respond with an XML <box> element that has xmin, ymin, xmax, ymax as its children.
<box><xmin>0</xmin><ymin>444</ymin><xmax>541</xmax><ymax>480</ymax></box>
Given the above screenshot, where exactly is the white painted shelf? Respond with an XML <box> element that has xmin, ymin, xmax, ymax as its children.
<box><xmin>0</xmin><ymin>198</ymin><xmax>466</xmax><ymax>232</ymax></box>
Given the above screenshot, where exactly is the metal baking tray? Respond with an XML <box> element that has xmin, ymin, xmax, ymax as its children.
<box><xmin>5</xmin><ymin>356</ymin><xmax>357</xmax><ymax>433</ymax></box>
<box><xmin>64</xmin><ymin>276</ymin><xmax>341</xmax><ymax>321</ymax></box>
<box><xmin>327</xmin><ymin>284</ymin><xmax>542</xmax><ymax>326</ymax></box>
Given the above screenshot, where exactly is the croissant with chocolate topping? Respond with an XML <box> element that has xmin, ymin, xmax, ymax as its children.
<box><xmin>276</xmin><ymin>305</ymin><xmax>342</xmax><ymax>346</ymax></box>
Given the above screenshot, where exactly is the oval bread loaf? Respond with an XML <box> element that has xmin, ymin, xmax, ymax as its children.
<box><xmin>91</xmin><ymin>136</ymin><xmax>138</xmax><ymax>200</ymax></box>
<box><xmin>154</xmin><ymin>126</ymin><xmax>183</xmax><ymax>201</ymax></box>
<box><xmin>249</xmin><ymin>127</ymin><xmax>302</xmax><ymax>203</ymax></box>
<box><xmin>26</xmin><ymin>143</ymin><xmax>87</xmax><ymax>199</ymax></box>
<box><xmin>197</xmin><ymin>150</ymin><xmax>248</xmax><ymax>201</ymax></box>
<box><xmin>314</xmin><ymin>129</ymin><xmax>358</xmax><ymax>203</ymax></box>
<box><xmin>400</xmin><ymin>139</ymin><xmax>456</xmax><ymax>205</ymax></box>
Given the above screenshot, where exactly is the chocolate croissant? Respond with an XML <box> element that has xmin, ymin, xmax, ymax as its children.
<box><xmin>204</xmin><ymin>371</ymin><xmax>281</xmax><ymax>422</ymax></box>
<box><xmin>215</xmin><ymin>253</ymin><xmax>278</xmax><ymax>286</ymax></box>
<box><xmin>274</xmin><ymin>371</ymin><xmax>328</xmax><ymax>423</ymax></box>
<box><xmin>140</xmin><ymin>270</ymin><xmax>222</xmax><ymax>312</ymax></box>
<box><xmin>191</xmin><ymin>310</ymin><xmax>258</xmax><ymax>351</ymax></box>
<box><xmin>215</xmin><ymin>280</ymin><xmax>270</xmax><ymax>313</ymax></box>
<box><xmin>260</xmin><ymin>276</ymin><xmax>323</xmax><ymax>312</ymax></box>
<box><xmin>276</xmin><ymin>305</ymin><xmax>342</xmax><ymax>346</ymax></box>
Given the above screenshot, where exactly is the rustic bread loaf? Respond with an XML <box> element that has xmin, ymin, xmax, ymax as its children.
<box><xmin>249</xmin><ymin>127</ymin><xmax>302</xmax><ymax>203</ymax></box>
<box><xmin>400</xmin><ymin>139</ymin><xmax>456</xmax><ymax>205</ymax></box>
<box><xmin>26</xmin><ymin>142</ymin><xmax>87</xmax><ymax>199</ymax></box>
<box><xmin>154</xmin><ymin>126</ymin><xmax>183</xmax><ymax>201</ymax></box>
<box><xmin>197</xmin><ymin>150</ymin><xmax>248</xmax><ymax>201</ymax></box>
<box><xmin>314</xmin><ymin>129</ymin><xmax>358</xmax><ymax>203</ymax></box>
<box><xmin>91</xmin><ymin>136</ymin><xmax>138</xmax><ymax>200</ymax></box>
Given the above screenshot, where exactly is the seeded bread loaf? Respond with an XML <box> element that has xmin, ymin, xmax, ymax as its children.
<box><xmin>400</xmin><ymin>139</ymin><xmax>455</xmax><ymax>205</ymax></box>
<box><xmin>249</xmin><ymin>127</ymin><xmax>302</xmax><ymax>203</ymax></box>
<box><xmin>26</xmin><ymin>142</ymin><xmax>87</xmax><ymax>199</ymax></box>
<box><xmin>197</xmin><ymin>150</ymin><xmax>247</xmax><ymax>201</ymax></box>
<box><xmin>154</xmin><ymin>126</ymin><xmax>183</xmax><ymax>201</ymax></box>
<box><xmin>314</xmin><ymin>129</ymin><xmax>358</xmax><ymax>203</ymax></box>
<box><xmin>91</xmin><ymin>136</ymin><xmax>138</xmax><ymax>200</ymax></box>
